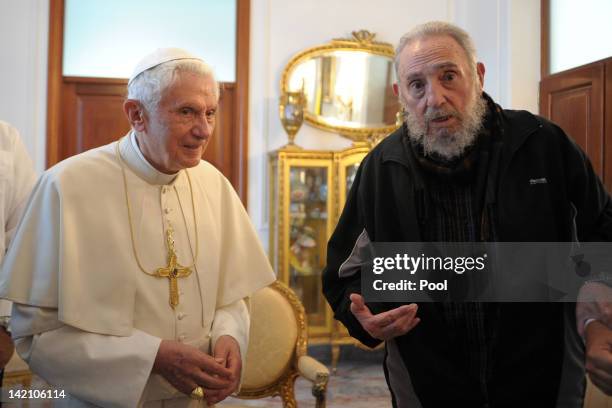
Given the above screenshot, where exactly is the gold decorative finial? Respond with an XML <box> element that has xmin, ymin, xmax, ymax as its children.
<box><xmin>333</xmin><ymin>30</ymin><xmax>382</xmax><ymax>45</ymax></box>
<box><xmin>351</xmin><ymin>30</ymin><xmax>377</xmax><ymax>44</ymax></box>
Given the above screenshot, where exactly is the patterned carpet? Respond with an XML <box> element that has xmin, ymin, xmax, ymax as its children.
<box><xmin>221</xmin><ymin>345</ymin><xmax>392</xmax><ymax>407</ymax></box>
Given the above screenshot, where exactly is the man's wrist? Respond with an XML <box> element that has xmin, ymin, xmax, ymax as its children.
<box><xmin>584</xmin><ymin>319</ymin><xmax>609</xmax><ymax>344</ymax></box>
<box><xmin>584</xmin><ymin>318</ymin><xmax>598</xmax><ymax>331</ymax></box>
<box><xmin>580</xmin><ymin>318</ymin><xmax>598</xmax><ymax>343</ymax></box>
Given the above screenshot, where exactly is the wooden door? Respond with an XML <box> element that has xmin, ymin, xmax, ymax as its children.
<box><xmin>46</xmin><ymin>0</ymin><xmax>250</xmax><ymax>203</ymax></box>
<box><xmin>540</xmin><ymin>61</ymin><xmax>605</xmax><ymax>184</ymax></box>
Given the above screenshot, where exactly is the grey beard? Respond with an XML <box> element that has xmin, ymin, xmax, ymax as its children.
<box><xmin>404</xmin><ymin>94</ymin><xmax>487</xmax><ymax>161</ymax></box>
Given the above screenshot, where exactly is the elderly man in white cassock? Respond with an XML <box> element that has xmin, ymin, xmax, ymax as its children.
<box><xmin>0</xmin><ymin>48</ymin><xmax>275</xmax><ymax>407</ymax></box>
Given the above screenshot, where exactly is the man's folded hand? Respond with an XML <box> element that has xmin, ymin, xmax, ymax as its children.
<box><xmin>152</xmin><ymin>339</ymin><xmax>234</xmax><ymax>396</ymax></box>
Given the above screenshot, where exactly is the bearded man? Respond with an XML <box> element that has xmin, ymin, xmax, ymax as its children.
<box><xmin>0</xmin><ymin>48</ymin><xmax>275</xmax><ymax>407</ymax></box>
<box><xmin>323</xmin><ymin>21</ymin><xmax>612</xmax><ymax>407</ymax></box>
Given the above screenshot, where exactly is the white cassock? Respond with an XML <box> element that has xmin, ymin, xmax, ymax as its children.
<box><xmin>0</xmin><ymin>133</ymin><xmax>276</xmax><ymax>407</ymax></box>
<box><xmin>0</xmin><ymin>120</ymin><xmax>37</xmax><ymax>318</ymax></box>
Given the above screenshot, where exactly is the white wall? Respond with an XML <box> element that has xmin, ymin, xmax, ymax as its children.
<box><xmin>248</xmin><ymin>0</ymin><xmax>541</xmax><ymax>245</ymax></box>
<box><xmin>0</xmin><ymin>0</ymin><xmax>49</xmax><ymax>173</ymax></box>
<box><xmin>506</xmin><ymin>0</ymin><xmax>540</xmax><ymax>113</ymax></box>
<box><xmin>454</xmin><ymin>0</ymin><xmax>540</xmax><ymax>112</ymax></box>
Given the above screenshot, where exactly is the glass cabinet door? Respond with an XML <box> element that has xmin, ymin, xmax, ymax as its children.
<box><xmin>336</xmin><ymin>146</ymin><xmax>369</xmax><ymax>221</ymax></box>
<box><xmin>288</xmin><ymin>165</ymin><xmax>329</xmax><ymax>328</ymax></box>
<box><xmin>333</xmin><ymin>147</ymin><xmax>368</xmax><ymax>339</ymax></box>
<box><xmin>345</xmin><ymin>162</ymin><xmax>360</xmax><ymax>193</ymax></box>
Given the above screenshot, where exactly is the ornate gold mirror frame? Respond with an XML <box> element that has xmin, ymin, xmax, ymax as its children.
<box><xmin>281</xmin><ymin>30</ymin><xmax>400</xmax><ymax>143</ymax></box>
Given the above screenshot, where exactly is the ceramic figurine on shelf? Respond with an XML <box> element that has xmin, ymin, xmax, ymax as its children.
<box><xmin>289</xmin><ymin>226</ymin><xmax>317</xmax><ymax>275</ymax></box>
<box><xmin>319</xmin><ymin>180</ymin><xmax>327</xmax><ymax>202</ymax></box>
<box><xmin>306</xmin><ymin>174</ymin><xmax>318</xmax><ymax>201</ymax></box>
<box><xmin>290</xmin><ymin>176</ymin><xmax>309</xmax><ymax>204</ymax></box>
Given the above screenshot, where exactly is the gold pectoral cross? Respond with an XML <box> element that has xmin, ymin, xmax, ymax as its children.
<box><xmin>156</xmin><ymin>228</ymin><xmax>192</xmax><ymax>308</ymax></box>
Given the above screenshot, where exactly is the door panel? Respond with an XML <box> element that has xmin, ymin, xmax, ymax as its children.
<box><xmin>540</xmin><ymin>62</ymin><xmax>605</xmax><ymax>179</ymax></box>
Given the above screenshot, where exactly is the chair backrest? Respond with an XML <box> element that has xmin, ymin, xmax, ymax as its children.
<box><xmin>583</xmin><ymin>377</ymin><xmax>612</xmax><ymax>408</ymax></box>
<box><xmin>240</xmin><ymin>280</ymin><xmax>307</xmax><ymax>393</ymax></box>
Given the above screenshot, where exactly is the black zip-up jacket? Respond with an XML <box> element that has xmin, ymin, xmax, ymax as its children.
<box><xmin>322</xmin><ymin>107</ymin><xmax>612</xmax><ymax>407</ymax></box>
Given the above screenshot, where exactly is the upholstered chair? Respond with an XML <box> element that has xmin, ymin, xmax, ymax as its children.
<box><xmin>583</xmin><ymin>377</ymin><xmax>612</xmax><ymax>408</ymax></box>
<box><xmin>223</xmin><ymin>280</ymin><xmax>329</xmax><ymax>407</ymax></box>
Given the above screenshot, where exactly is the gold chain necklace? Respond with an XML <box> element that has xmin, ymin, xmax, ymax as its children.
<box><xmin>115</xmin><ymin>138</ymin><xmax>199</xmax><ymax>308</ymax></box>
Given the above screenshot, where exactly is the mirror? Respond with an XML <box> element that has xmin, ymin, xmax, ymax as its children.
<box><xmin>281</xmin><ymin>30</ymin><xmax>400</xmax><ymax>143</ymax></box>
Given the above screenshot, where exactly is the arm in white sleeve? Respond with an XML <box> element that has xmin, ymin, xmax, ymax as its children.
<box><xmin>210</xmin><ymin>298</ymin><xmax>250</xmax><ymax>373</ymax></box>
<box><xmin>4</xmin><ymin>128</ymin><xmax>37</xmax><ymax>248</ymax></box>
<box><xmin>0</xmin><ymin>128</ymin><xmax>36</xmax><ymax>320</ymax></box>
<box><xmin>0</xmin><ymin>299</ymin><xmax>11</xmax><ymax>317</ymax></box>
<box><xmin>13</xmin><ymin>303</ymin><xmax>161</xmax><ymax>408</ymax></box>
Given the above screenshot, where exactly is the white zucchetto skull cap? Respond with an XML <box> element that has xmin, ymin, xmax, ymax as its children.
<box><xmin>128</xmin><ymin>48</ymin><xmax>203</xmax><ymax>85</ymax></box>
